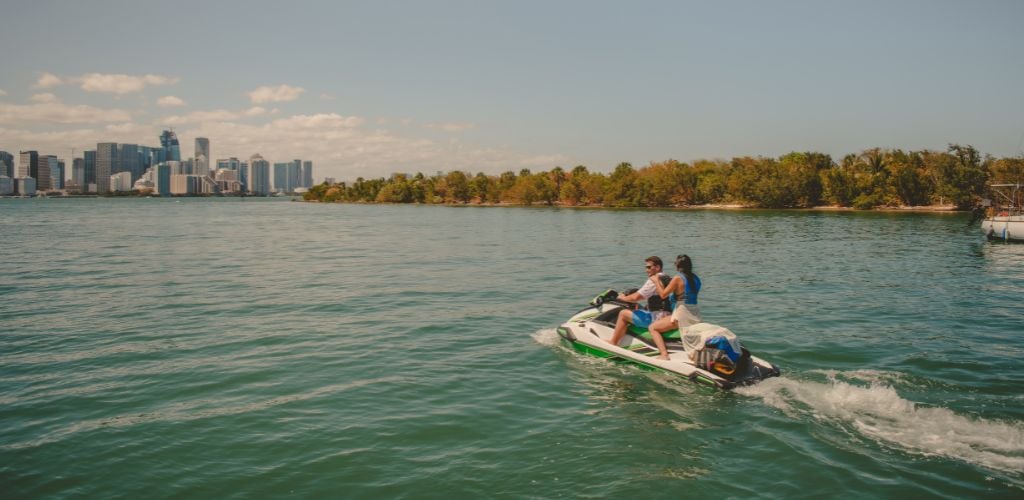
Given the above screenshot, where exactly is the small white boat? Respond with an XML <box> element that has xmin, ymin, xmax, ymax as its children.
<box><xmin>981</xmin><ymin>183</ymin><xmax>1024</xmax><ymax>242</ymax></box>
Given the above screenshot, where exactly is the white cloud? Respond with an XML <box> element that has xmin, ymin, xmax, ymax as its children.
<box><xmin>177</xmin><ymin>112</ymin><xmax>564</xmax><ymax>181</ymax></box>
<box><xmin>271</xmin><ymin>113</ymin><xmax>364</xmax><ymax>130</ymax></box>
<box><xmin>0</xmin><ymin>97</ymin><xmax>564</xmax><ymax>184</ymax></box>
<box><xmin>425</xmin><ymin>122</ymin><xmax>476</xmax><ymax>132</ymax></box>
<box><xmin>0</xmin><ymin>100</ymin><xmax>131</xmax><ymax>124</ymax></box>
<box><xmin>247</xmin><ymin>84</ymin><xmax>305</xmax><ymax>104</ymax></box>
<box><xmin>162</xmin><ymin>109</ymin><xmax>240</xmax><ymax>125</ymax></box>
<box><xmin>30</xmin><ymin>93</ymin><xmax>58</xmax><ymax>103</ymax></box>
<box><xmin>34</xmin><ymin>72</ymin><xmax>63</xmax><ymax>89</ymax></box>
<box><xmin>157</xmin><ymin>95</ymin><xmax>186</xmax><ymax>107</ymax></box>
<box><xmin>320</xmin><ymin>93</ymin><xmax>336</xmax><ymax>100</ymax></box>
<box><xmin>105</xmin><ymin>122</ymin><xmax>144</xmax><ymax>134</ymax></box>
<box><xmin>74</xmin><ymin>73</ymin><xmax>178</xmax><ymax>94</ymax></box>
<box><xmin>0</xmin><ymin>122</ymin><xmax>165</xmax><ymax>160</ymax></box>
<box><xmin>0</xmin><ymin>88</ymin><xmax>7</xmax><ymax>97</ymax></box>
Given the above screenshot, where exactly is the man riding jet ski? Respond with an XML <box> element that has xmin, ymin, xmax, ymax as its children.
<box><xmin>556</xmin><ymin>289</ymin><xmax>780</xmax><ymax>390</ymax></box>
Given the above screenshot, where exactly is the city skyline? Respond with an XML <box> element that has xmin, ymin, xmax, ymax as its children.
<box><xmin>1</xmin><ymin>129</ymin><xmax>313</xmax><ymax>196</ymax></box>
<box><xmin>1</xmin><ymin>1</ymin><xmax>1023</xmax><ymax>183</ymax></box>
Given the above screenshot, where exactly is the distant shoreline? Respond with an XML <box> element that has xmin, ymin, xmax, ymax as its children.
<box><xmin>2</xmin><ymin>195</ymin><xmax>964</xmax><ymax>212</ymax></box>
<box><xmin>301</xmin><ymin>199</ymin><xmax>965</xmax><ymax>213</ymax></box>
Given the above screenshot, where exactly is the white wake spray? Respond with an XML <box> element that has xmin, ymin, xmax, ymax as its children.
<box><xmin>531</xmin><ymin>328</ymin><xmax>562</xmax><ymax>347</ymax></box>
<box><xmin>737</xmin><ymin>372</ymin><xmax>1024</xmax><ymax>475</ymax></box>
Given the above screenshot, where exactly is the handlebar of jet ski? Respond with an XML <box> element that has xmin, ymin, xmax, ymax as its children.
<box><xmin>590</xmin><ymin>289</ymin><xmax>639</xmax><ymax>309</ymax></box>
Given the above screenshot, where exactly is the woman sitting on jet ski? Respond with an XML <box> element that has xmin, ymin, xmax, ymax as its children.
<box><xmin>647</xmin><ymin>254</ymin><xmax>702</xmax><ymax>360</ymax></box>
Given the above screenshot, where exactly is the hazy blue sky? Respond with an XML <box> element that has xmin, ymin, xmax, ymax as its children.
<box><xmin>1</xmin><ymin>0</ymin><xmax>1022</xmax><ymax>181</ymax></box>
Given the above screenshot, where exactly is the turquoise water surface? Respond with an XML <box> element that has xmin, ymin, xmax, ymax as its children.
<box><xmin>1</xmin><ymin>198</ymin><xmax>1022</xmax><ymax>498</ymax></box>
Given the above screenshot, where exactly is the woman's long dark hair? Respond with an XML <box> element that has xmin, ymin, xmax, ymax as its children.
<box><xmin>675</xmin><ymin>254</ymin><xmax>695</xmax><ymax>295</ymax></box>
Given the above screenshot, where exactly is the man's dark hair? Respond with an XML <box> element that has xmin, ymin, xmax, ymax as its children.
<box><xmin>645</xmin><ymin>256</ymin><xmax>663</xmax><ymax>269</ymax></box>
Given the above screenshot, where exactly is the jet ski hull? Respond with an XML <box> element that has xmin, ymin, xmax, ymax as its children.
<box><xmin>557</xmin><ymin>300</ymin><xmax>780</xmax><ymax>390</ymax></box>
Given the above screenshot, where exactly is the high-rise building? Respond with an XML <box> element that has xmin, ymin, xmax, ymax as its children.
<box><xmin>273</xmin><ymin>162</ymin><xmax>290</xmax><ymax>193</ymax></box>
<box><xmin>0</xmin><ymin>151</ymin><xmax>13</xmax><ymax>178</ymax></box>
<box><xmin>16</xmin><ymin>177</ymin><xmax>36</xmax><ymax>195</ymax></box>
<box><xmin>95</xmin><ymin>143</ymin><xmax>118</xmax><ymax>194</ymax></box>
<box><xmin>213</xmin><ymin>169</ymin><xmax>242</xmax><ymax>194</ymax></box>
<box><xmin>154</xmin><ymin>163</ymin><xmax>172</xmax><ymax>196</ymax></box>
<box><xmin>118</xmin><ymin>143</ymin><xmax>141</xmax><ymax>183</ymax></box>
<box><xmin>216</xmin><ymin>157</ymin><xmax>240</xmax><ymax>171</ymax></box>
<box><xmin>138</xmin><ymin>146</ymin><xmax>160</xmax><ymax>176</ymax></box>
<box><xmin>160</xmin><ymin>130</ymin><xmax>181</xmax><ymax>162</ymax></box>
<box><xmin>18</xmin><ymin>150</ymin><xmax>39</xmax><ymax>181</ymax></box>
<box><xmin>166</xmin><ymin>161</ymin><xmax>186</xmax><ymax>176</ymax></box>
<box><xmin>110</xmin><ymin>171</ymin><xmax>133</xmax><ymax>192</ymax></box>
<box><xmin>249</xmin><ymin>154</ymin><xmax>270</xmax><ymax>195</ymax></box>
<box><xmin>52</xmin><ymin>158</ymin><xmax>65</xmax><ymax>190</ymax></box>
<box><xmin>238</xmin><ymin>161</ymin><xmax>248</xmax><ymax>190</ymax></box>
<box><xmin>83</xmin><ymin>150</ymin><xmax>96</xmax><ymax>189</ymax></box>
<box><xmin>0</xmin><ymin>175</ymin><xmax>13</xmax><ymax>195</ymax></box>
<box><xmin>290</xmin><ymin>159</ymin><xmax>301</xmax><ymax>190</ymax></box>
<box><xmin>32</xmin><ymin>153</ymin><xmax>54</xmax><ymax>191</ymax></box>
<box><xmin>194</xmin><ymin>137</ymin><xmax>210</xmax><ymax>177</ymax></box>
<box><xmin>302</xmin><ymin>161</ymin><xmax>313</xmax><ymax>188</ymax></box>
<box><xmin>72</xmin><ymin>158</ymin><xmax>85</xmax><ymax>188</ymax></box>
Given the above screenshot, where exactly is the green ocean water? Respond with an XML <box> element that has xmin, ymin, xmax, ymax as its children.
<box><xmin>1</xmin><ymin>197</ymin><xmax>1022</xmax><ymax>499</ymax></box>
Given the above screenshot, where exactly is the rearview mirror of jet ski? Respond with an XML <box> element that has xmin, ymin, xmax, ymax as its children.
<box><xmin>559</xmin><ymin>290</ymin><xmax>781</xmax><ymax>390</ymax></box>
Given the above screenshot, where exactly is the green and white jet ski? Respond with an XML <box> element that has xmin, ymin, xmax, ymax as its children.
<box><xmin>556</xmin><ymin>290</ymin><xmax>780</xmax><ymax>390</ymax></box>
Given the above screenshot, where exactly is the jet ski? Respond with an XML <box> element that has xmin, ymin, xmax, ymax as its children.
<box><xmin>556</xmin><ymin>290</ymin><xmax>780</xmax><ymax>390</ymax></box>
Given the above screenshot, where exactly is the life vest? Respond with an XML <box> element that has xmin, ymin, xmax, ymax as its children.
<box><xmin>647</xmin><ymin>275</ymin><xmax>674</xmax><ymax>312</ymax></box>
<box><xmin>680</xmin><ymin>273</ymin><xmax>701</xmax><ymax>305</ymax></box>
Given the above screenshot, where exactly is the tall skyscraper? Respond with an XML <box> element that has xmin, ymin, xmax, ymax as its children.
<box><xmin>38</xmin><ymin>155</ymin><xmax>55</xmax><ymax>190</ymax></box>
<box><xmin>118</xmin><ymin>143</ymin><xmax>141</xmax><ymax>183</ymax></box>
<box><xmin>302</xmin><ymin>160</ymin><xmax>313</xmax><ymax>188</ymax></box>
<box><xmin>18</xmin><ymin>150</ymin><xmax>38</xmax><ymax>179</ymax></box>
<box><xmin>194</xmin><ymin>137</ymin><xmax>210</xmax><ymax>177</ymax></box>
<box><xmin>52</xmin><ymin>158</ymin><xmax>65</xmax><ymax>190</ymax></box>
<box><xmin>249</xmin><ymin>154</ymin><xmax>270</xmax><ymax>195</ymax></box>
<box><xmin>0</xmin><ymin>151</ymin><xmax>13</xmax><ymax>178</ymax></box>
<box><xmin>216</xmin><ymin>157</ymin><xmax>240</xmax><ymax>171</ymax></box>
<box><xmin>160</xmin><ymin>130</ymin><xmax>181</xmax><ymax>162</ymax></box>
<box><xmin>139</xmin><ymin>146</ymin><xmax>159</xmax><ymax>174</ymax></box>
<box><xmin>154</xmin><ymin>163</ymin><xmax>172</xmax><ymax>196</ymax></box>
<box><xmin>273</xmin><ymin>162</ymin><xmax>290</xmax><ymax>193</ymax></box>
<box><xmin>239</xmin><ymin>161</ymin><xmax>248</xmax><ymax>190</ymax></box>
<box><xmin>83</xmin><ymin>150</ymin><xmax>96</xmax><ymax>189</ymax></box>
<box><xmin>95</xmin><ymin>143</ymin><xmax>118</xmax><ymax>194</ymax></box>
<box><xmin>18</xmin><ymin>151</ymin><xmax>50</xmax><ymax>190</ymax></box>
<box><xmin>290</xmin><ymin>159</ymin><xmax>302</xmax><ymax>190</ymax></box>
<box><xmin>72</xmin><ymin>158</ymin><xmax>85</xmax><ymax>188</ymax></box>
<box><xmin>217</xmin><ymin>157</ymin><xmax>246</xmax><ymax>190</ymax></box>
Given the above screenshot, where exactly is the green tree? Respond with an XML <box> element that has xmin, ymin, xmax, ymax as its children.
<box><xmin>604</xmin><ymin>162</ymin><xmax>637</xmax><ymax>207</ymax></box>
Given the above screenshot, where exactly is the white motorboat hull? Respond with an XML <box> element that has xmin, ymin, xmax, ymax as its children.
<box><xmin>982</xmin><ymin>216</ymin><xmax>1024</xmax><ymax>242</ymax></box>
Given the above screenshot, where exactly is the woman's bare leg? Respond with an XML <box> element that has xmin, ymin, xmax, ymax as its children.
<box><xmin>647</xmin><ymin>316</ymin><xmax>678</xmax><ymax>360</ymax></box>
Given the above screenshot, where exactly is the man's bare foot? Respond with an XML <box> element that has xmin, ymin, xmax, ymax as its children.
<box><xmin>657</xmin><ymin>354</ymin><xmax>670</xmax><ymax>360</ymax></box>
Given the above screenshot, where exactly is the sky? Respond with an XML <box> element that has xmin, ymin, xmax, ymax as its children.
<box><xmin>1</xmin><ymin>0</ymin><xmax>1022</xmax><ymax>182</ymax></box>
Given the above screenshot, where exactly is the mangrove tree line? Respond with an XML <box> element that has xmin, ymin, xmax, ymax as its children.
<box><xmin>304</xmin><ymin>144</ymin><xmax>1024</xmax><ymax>209</ymax></box>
